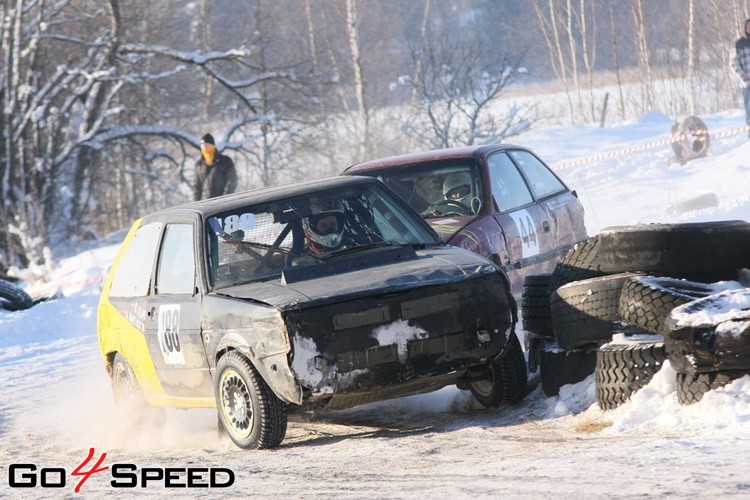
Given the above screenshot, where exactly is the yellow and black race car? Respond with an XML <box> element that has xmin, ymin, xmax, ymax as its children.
<box><xmin>97</xmin><ymin>175</ymin><xmax>525</xmax><ymax>449</ymax></box>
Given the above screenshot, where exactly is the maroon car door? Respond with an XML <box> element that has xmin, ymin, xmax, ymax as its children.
<box><xmin>487</xmin><ymin>151</ymin><xmax>559</xmax><ymax>284</ymax></box>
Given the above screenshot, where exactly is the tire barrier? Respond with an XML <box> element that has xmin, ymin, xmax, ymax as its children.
<box><xmin>521</xmin><ymin>273</ymin><xmax>553</xmax><ymax>337</ymax></box>
<box><xmin>676</xmin><ymin>371</ymin><xmax>745</xmax><ymax>405</ymax></box>
<box><xmin>539</xmin><ymin>341</ymin><xmax>597</xmax><ymax>397</ymax></box>
<box><xmin>524</xmin><ymin>221</ymin><xmax>750</xmax><ymax>407</ymax></box>
<box><xmin>550</xmin><ymin>273</ymin><xmax>633</xmax><ymax>350</ymax></box>
<box><xmin>595</xmin><ymin>337</ymin><xmax>666</xmax><ymax>410</ymax></box>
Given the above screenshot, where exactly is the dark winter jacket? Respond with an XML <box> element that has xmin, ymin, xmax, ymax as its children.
<box><xmin>193</xmin><ymin>153</ymin><xmax>237</xmax><ymax>201</ymax></box>
<box><xmin>734</xmin><ymin>26</ymin><xmax>750</xmax><ymax>85</ymax></box>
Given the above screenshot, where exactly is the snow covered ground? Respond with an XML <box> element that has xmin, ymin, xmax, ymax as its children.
<box><xmin>3</xmin><ymin>110</ymin><xmax>750</xmax><ymax>498</ymax></box>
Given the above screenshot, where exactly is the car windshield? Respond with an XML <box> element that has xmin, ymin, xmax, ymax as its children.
<box><xmin>205</xmin><ymin>182</ymin><xmax>440</xmax><ymax>288</ymax></box>
<box><xmin>358</xmin><ymin>162</ymin><xmax>484</xmax><ymax>219</ymax></box>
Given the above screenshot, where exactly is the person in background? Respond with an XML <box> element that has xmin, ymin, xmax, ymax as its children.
<box><xmin>733</xmin><ymin>18</ymin><xmax>750</xmax><ymax>138</ymax></box>
<box><xmin>194</xmin><ymin>133</ymin><xmax>237</xmax><ymax>200</ymax></box>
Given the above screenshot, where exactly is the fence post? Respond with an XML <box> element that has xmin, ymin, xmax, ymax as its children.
<box><xmin>600</xmin><ymin>92</ymin><xmax>609</xmax><ymax>128</ymax></box>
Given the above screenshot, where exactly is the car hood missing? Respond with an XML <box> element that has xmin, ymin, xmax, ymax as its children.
<box><xmin>216</xmin><ymin>246</ymin><xmax>498</xmax><ymax>311</ymax></box>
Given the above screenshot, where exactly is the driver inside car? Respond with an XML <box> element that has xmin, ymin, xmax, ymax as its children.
<box><xmin>443</xmin><ymin>171</ymin><xmax>473</xmax><ymax>206</ymax></box>
<box><xmin>301</xmin><ymin>200</ymin><xmax>347</xmax><ymax>256</ymax></box>
<box><xmin>424</xmin><ymin>171</ymin><xmax>475</xmax><ymax>216</ymax></box>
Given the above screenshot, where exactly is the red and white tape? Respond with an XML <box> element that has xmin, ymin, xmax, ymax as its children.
<box><xmin>551</xmin><ymin>125</ymin><xmax>750</xmax><ymax>171</ymax></box>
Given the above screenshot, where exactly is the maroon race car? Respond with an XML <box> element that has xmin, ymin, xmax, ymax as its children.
<box><xmin>343</xmin><ymin>145</ymin><xmax>588</xmax><ymax>296</ymax></box>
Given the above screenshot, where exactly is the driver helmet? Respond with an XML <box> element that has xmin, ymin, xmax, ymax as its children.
<box><xmin>302</xmin><ymin>200</ymin><xmax>346</xmax><ymax>250</ymax></box>
<box><xmin>442</xmin><ymin>171</ymin><xmax>473</xmax><ymax>206</ymax></box>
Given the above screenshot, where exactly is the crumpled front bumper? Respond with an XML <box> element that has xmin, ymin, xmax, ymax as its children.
<box><xmin>285</xmin><ymin>273</ymin><xmax>514</xmax><ymax>409</ymax></box>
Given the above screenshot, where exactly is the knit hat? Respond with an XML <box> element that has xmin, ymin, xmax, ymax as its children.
<box><xmin>201</xmin><ymin>133</ymin><xmax>215</xmax><ymax>145</ymax></box>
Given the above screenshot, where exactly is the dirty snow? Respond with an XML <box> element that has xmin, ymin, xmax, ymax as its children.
<box><xmin>3</xmin><ymin>109</ymin><xmax>750</xmax><ymax>497</ymax></box>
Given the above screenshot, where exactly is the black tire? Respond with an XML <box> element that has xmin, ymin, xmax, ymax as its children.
<box><xmin>470</xmin><ymin>332</ymin><xmax>528</xmax><ymax>406</ymax></box>
<box><xmin>0</xmin><ymin>279</ymin><xmax>33</xmax><ymax>311</ymax></box>
<box><xmin>595</xmin><ymin>337</ymin><xmax>666</xmax><ymax>410</ymax></box>
<box><xmin>550</xmin><ymin>273</ymin><xmax>633</xmax><ymax>350</ymax></box>
<box><xmin>676</xmin><ymin>371</ymin><xmax>745</xmax><ymax>405</ymax></box>
<box><xmin>618</xmin><ymin>275</ymin><xmax>724</xmax><ymax>335</ymax></box>
<box><xmin>111</xmin><ymin>353</ymin><xmax>165</xmax><ymax>427</ymax></box>
<box><xmin>521</xmin><ymin>273</ymin><xmax>553</xmax><ymax>337</ymax></box>
<box><xmin>598</xmin><ymin>221</ymin><xmax>750</xmax><ymax>277</ymax></box>
<box><xmin>215</xmin><ymin>351</ymin><xmax>288</xmax><ymax>449</ymax></box>
<box><xmin>549</xmin><ymin>237</ymin><xmax>605</xmax><ymax>293</ymax></box>
<box><xmin>670</xmin><ymin>115</ymin><xmax>710</xmax><ymax>164</ymax></box>
<box><xmin>540</xmin><ymin>341</ymin><xmax>598</xmax><ymax>397</ymax></box>
<box><xmin>525</xmin><ymin>331</ymin><xmax>546</xmax><ymax>374</ymax></box>
<box><xmin>664</xmin><ymin>289</ymin><xmax>750</xmax><ymax>374</ymax></box>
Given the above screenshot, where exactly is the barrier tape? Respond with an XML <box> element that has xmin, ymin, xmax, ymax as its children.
<box><xmin>551</xmin><ymin>124</ymin><xmax>750</xmax><ymax>171</ymax></box>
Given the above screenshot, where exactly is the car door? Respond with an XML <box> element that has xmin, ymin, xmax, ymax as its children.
<box><xmin>143</xmin><ymin>220</ymin><xmax>214</xmax><ymax>399</ymax></box>
<box><xmin>487</xmin><ymin>151</ymin><xmax>557</xmax><ymax>281</ymax></box>
<box><xmin>507</xmin><ymin>149</ymin><xmax>587</xmax><ymax>251</ymax></box>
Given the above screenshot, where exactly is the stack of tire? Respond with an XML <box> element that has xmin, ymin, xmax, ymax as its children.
<box><xmin>522</xmin><ymin>221</ymin><xmax>750</xmax><ymax>409</ymax></box>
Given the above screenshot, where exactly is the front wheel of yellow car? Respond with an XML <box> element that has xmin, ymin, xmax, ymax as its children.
<box><xmin>215</xmin><ymin>351</ymin><xmax>287</xmax><ymax>449</ymax></box>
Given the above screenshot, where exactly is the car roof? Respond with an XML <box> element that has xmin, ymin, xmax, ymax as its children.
<box><xmin>143</xmin><ymin>175</ymin><xmax>379</xmax><ymax>220</ymax></box>
<box><xmin>343</xmin><ymin>144</ymin><xmax>529</xmax><ymax>174</ymax></box>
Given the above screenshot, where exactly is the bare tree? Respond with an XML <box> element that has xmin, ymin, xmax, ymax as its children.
<box><xmin>401</xmin><ymin>38</ymin><xmax>533</xmax><ymax>149</ymax></box>
<box><xmin>0</xmin><ymin>0</ymin><xmax>306</xmax><ymax>277</ymax></box>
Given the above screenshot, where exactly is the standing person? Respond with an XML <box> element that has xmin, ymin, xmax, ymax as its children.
<box><xmin>733</xmin><ymin>18</ymin><xmax>750</xmax><ymax>138</ymax></box>
<box><xmin>194</xmin><ymin>133</ymin><xmax>237</xmax><ymax>201</ymax></box>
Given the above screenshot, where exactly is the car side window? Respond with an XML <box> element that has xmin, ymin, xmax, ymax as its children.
<box><xmin>109</xmin><ymin>222</ymin><xmax>163</xmax><ymax>297</ymax></box>
<box><xmin>509</xmin><ymin>150</ymin><xmax>566</xmax><ymax>200</ymax></box>
<box><xmin>155</xmin><ymin>224</ymin><xmax>195</xmax><ymax>295</ymax></box>
<box><xmin>487</xmin><ymin>153</ymin><xmax>534</xmax><ymax>212</ymax></box>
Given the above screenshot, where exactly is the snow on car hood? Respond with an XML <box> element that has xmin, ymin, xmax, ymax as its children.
<box><xmin>218</xmin><ymin>245</ymin><xmax>498</xmax><ymax>311</ymax></box>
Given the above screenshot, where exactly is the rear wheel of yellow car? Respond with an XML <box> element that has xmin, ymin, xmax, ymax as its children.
<box><xmin>215</xmin><ymin>351</ymin><xmax>287</xmax><ymax>449</ymax></box>
<box><xmin>111</xmin><ymin>353</ymin><xmax>165</xmax><ymax>427</ymax></box>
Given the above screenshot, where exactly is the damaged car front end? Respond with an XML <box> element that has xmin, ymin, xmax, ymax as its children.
<box><xmin>218</xmin><ymin>245</ymin><xmax>516</xmax><ymax>411</ymax></box>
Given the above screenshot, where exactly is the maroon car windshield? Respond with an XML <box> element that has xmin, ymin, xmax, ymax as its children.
<box><xmin>357</xmin><ymin>162</ymin><xmax>485</xmax><ymax>219</ymax></box>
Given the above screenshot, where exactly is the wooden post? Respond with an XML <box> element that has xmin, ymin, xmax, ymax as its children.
<box><xmin>600</xmin><ymin>92</ymin><xmax>610</xmax><ymax>128</ymax></box>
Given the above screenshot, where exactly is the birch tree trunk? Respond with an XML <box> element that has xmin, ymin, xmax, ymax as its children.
<box><xmin>346</xmin><ymin>0</ymin><xmax>370</xmax><ymax>159</ymax></box>
<box><xmin>631</xmin><ymin>0</ymin><xmax>654</xmax><ymax>112</ymax></box>
<box><xmin>530</xmin><ymin>0</ymin><xmax>576</xmax><ymax>123</ymax></box>
<box><xmin>687</xmin><ymin>0</ymin><xmax>696</xmax><ymax>114</ymax></box>
<box><xmin>577</xmin><ymin>0</ymin><xmax>598</xmax><ymax>122</ymax></box>
<box><xmin>200</xmin><ymin>0</ymin><xmax>214</xmax><ymax>127</ymax></box>
<box><xmin>565</xmin><ymin>0</ymin><xmax>584</xmax><ymax>121</ymax></box>
<box><xmin>607</xmin><ymin>0</ymin><xmax>626</xmax><ymax>120</ymax></box>
<box><xmin>411</xmin><ymin>0</ymin><xmax>431</xmax><ymax>103</ymax></box>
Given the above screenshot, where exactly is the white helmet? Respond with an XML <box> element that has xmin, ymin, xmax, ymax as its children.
<box><xmin>442</xmin><ymin>171</ymin><xmax>473</xmax><ymax>206</ymax></box>
<box><xmin>302</xmin><ymin>200</ymin><xmax>345</xmax><ymax>250</ymax></box>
